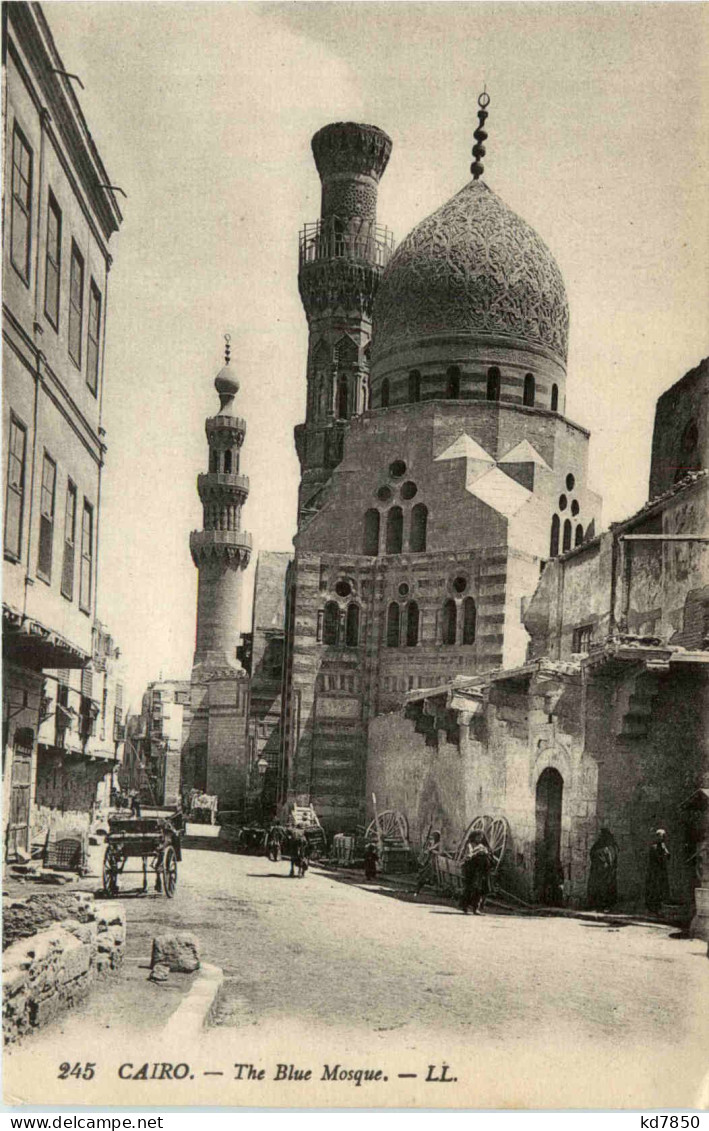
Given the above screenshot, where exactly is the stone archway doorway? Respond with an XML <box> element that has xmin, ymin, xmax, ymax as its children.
<box><xmin>535</xmin><ymin>766</ymin><xmax>564</xmax><ymax>904</ymax></box>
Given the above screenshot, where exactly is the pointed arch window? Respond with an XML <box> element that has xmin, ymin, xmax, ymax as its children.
<box><xmin>337</xmin><ymin>376</ymin><xmax>349</xmax><ymax>420</ymax></box>
<box><xmin>442</xmin><ymin>599</ymin><xmax>457</xmax><ymax>645</ymax></box>
<box><xmin>386</xmin><ymin>602</ymin><xmax>400</xmax><ymax>647</ymax></box>
<box><xmin>550</xmin><ymin>514</ymin><xmax>560</xmax><ymax>558</ymax></box>
<box><xmin>380</xmin><ymin>378</ymin><xmax>390</xmax><ymax>408</ymax></box>
<box><xmin>446</xmin><ymin>366</ymin><xmax>461</xmax><ymax>399</ymax></box>
<box><xmin>409</xmin><ymin>370</ymin><xmax>421</xmax><ymax>403</ymax></box>
<box><xmin>562</xmin><ymin>519</ymin><xmax>572</xmax><ymax>553</ymax></box>
<box><xmin>334</xmin><ymin>335</ymin><xmax>358</xmax><ymax>367</ymax></box>
<box><xmin>575</xmin><ymin>524</ymin><xmax>584</xmax><ymax>548</ymax></box>
<box><xmin>406</xmin><ymin>601</ymin><xmax>419</xmax><ymax>647</ymax></box>
<box><xmin>323</xmin><ymin>601</ymin><xmax>339</xmax><ymax>645</ymax></box>
<box><xmin>487</xmin><ymin>367</ymin><xmax>501</xmax><ymax>401</ymax></box>
<box><xmin>551</xmin><ymin>384</ymin><xmax>559</xmax><ymax>412</ymax></box>
<box><xmin>363</xmin><ymin>509</ymin><xmax>380</xmax><ymax>555</ymax></box>
<box><xmin>223</xmin><ymin>450</ymin><xmax>232</xmax><ymax>473</ymax></box>
<box><xmin>345</xmin><ymin>603</ymin><xmax>360</xmax><ymax>646</ymax></box>
<box><xmin>523</xmin><ymin>373</ymin><xmax>535</xmax><ymax>407</ymax></box>
<box><xmin>463</xmin><ymin>597</ymin><xmax>477</xmax><ymax>644</ymax></box>
<box><xmin>409</xmin><ymin>503</ymin><xmax>428</xmax><ymax>552</ymax></box>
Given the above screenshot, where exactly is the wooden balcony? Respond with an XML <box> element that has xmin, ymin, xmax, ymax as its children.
<box><xmin>299</xmin><ymin>219</ymin><xmax>394</xmax><ymax>271</ymax></box>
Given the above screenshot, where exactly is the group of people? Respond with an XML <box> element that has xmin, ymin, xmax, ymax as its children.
<box><xmin>265</xmin><ymin>823</ymin><xmax>311</xmax><ymax>877</ymax></box>
<box><xmin>587</xmin><ymin>826</ymin><xmax>671</xmax><ymax>913</ymax></box>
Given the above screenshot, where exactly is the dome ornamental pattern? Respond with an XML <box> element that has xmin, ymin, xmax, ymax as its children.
<box><xmin>372</xmin><ymin>180</ymin><xmax>569</xmax><ymax>367</ymax></box>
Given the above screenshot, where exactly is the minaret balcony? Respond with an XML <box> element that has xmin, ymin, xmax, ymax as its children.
<box><xmin>206</xmin><ymin>415</ymin><xmax>246</xmax><ymax>444</ymax></box>
<box><xmin>189</xmin><ymin>529</ymin><xmax>252</xmax><ymax>568</ymax></box>
<box><xmin>197</xmin><ymin>472</ymin><xmax>250</xmax><ymax>503</ymax></box>
<box><xmin>299</xmin><ymin>220</ymin><xmax>395</xmax><ymax>271</ymax></box>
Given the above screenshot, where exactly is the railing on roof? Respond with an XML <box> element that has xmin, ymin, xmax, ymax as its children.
<box><xmin>299</xmin><ymin>218</ymin><xmax>394</xmax><ymax>270</ymax></box>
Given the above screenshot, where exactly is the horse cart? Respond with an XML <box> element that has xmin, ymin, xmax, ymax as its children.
<box><xmin>431</xmin><ymin>815</ymin><xmax>508</xmax><ymax>897</ymax></box>
<box><xmin>102</xmin><ymin>810</ymin><xmax>182</xmax><ymax>898</ymax></box>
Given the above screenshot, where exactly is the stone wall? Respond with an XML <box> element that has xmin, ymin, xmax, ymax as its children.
<box><xmin>3</xmin><ymin>891</ymin><xmax>125</xmax><ymax>1044</ymax></box>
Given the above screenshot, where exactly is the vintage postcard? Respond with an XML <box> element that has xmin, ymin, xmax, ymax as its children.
<box><xmin>2</xmin><ymin>0</ymin><xmax>708</xmax><ymax>1112</ymax></box>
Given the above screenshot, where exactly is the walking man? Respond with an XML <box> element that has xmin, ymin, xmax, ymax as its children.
<box><xmin>646</xmin><ymin>828</ymin><xmax>671</xmax><ymax>913</ymax></box>
<box><xmin>459</xmin><ymin>830</ymin><xmax>493</xmax><ymax>915</ymax></box>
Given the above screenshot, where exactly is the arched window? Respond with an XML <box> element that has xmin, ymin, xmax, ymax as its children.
<box><xmin>386</xmin><ymin>602</ymin><xmax>400</xmax><ymax>648</ymax></box>
<box><xmin>323</xmin><ymin>601</ymin><xmax>339</xmax><ymax>645</ymax></box>
<box><xmin>487</xmin><ymin>367</ymin><xmax>501</xmax><ymax>401</ymax></box>
<box><xmin>209</xmin><ymin>449</ymin><xmax>218</xmax><ymax>473</ymax></box>
<box><xmin>409</xmin><ymin>370</ymin><xmax>421</xmax><ymax>403</ymax></box>
<box><xmin>562</xmin><ymin>519</ymin><xmax>572</xmax><ymax>553</ymax></box>
<box><xmin>334</xmin><ymin>335</ymin><xmax>358</xmax><ymax>367</ymax></box>
<box><xmin>463</xmin><ymin>597</ymin><xmax>476</xmax><ymax>644</ymax></box>
<box><xmin>409</xmin><ymin>503</ymin><xmax>428</xmax><ymax>552</ymax></box>
<box><xmin>446</xmin><ymin>366</ymin><xmax>460</xmax><ymax>399</ymax></box>
<box><xmin>575</xmin><ymin>524</ymin><xmax>584</xmax><ymax>547</ymax></box>
<box><xmin>551</xmin><ymin>384</ymin><xmax>559</xmax><ymax>412</ymax></box>
<box><xmin>363</xmin><ymin>509</ymin><xmax>380</xmax><ymax>556</ymax></box>
<box><xmin>523</xmin><ymin>373</ymin><xmax>535</xmax><ymax>407</ymax></box>
<box><xmin>406</xmin><ymin>601</ymin><xmax>419</xmax><ymax>647</ymax></box>
<box><xmin>345</xmin><ymin>603</ymin><xmax>360</xmax><ymax>646</ymax></box>
<box><xmin>337</xmin><ymin>376</ymin><xmax>348</xmax><ymax>420</ymax></box>
<box><xmin>386</xmin><ymin>506</ymin><xmax>403</xmax><ymax>554</ymax></box>
<box><xmin>223</xmin><ymin>449</ymin><xmax>232</xmax><ymax>473</ymax></box>
<box><xmin>442</xmin><ymin>599</ymin><xmax>457</xmax><ymax>645</ymax></box>
<box><xmin>380</xmin><ymin>378</ymin><xmax>390</xmax><ymax>408</ymax></box>
<box><xmin>550</xmin><ymin>514</ymin><xmax>560</xmax><ymax>557</ymax></box>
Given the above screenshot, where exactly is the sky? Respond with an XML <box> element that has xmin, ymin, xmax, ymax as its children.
<box><xmin>42</xmin><ymin>1</ymin><xmax>709</xmax><ymax>711</ymax></box>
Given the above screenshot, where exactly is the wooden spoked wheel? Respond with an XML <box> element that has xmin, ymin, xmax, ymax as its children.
<box><xmin>365</xmin><ymin>810</ymin><xmax>409</xmax><ymax>844</ymax></box>
<box><xmin>102</xmin><ymin>845</ymin><xmax>120</xmax><ymax>896</ymax></box>
<box><xmin>456</xmin><ymin>815</ymin><xmax>508</xmax><ymax>874</ymax></box>
<box><xmin>162</xmin><ymin>845</ymin><xmax>178</xmax><ymax>898</ymax></box>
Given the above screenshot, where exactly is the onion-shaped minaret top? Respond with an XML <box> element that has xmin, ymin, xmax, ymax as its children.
<box><xmin>214</xmin><ymin>334</ymin><xmax>240</xmax><ymax>414</ymax></box>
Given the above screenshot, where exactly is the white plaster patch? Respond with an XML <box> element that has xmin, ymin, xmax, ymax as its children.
<box><xmin>498</xmin><ymin>439</ymin><xmax>552</xmax><ymax>470</ymax></box>
<box><xmin>435</xmin><ymin>433</ymin><xmax>495</xmax><ymax>464</ymax></box>
<box><xmin>469</xmin><ymin>466</ymin><xmax>532</xmax><ymax>518</ymax></box>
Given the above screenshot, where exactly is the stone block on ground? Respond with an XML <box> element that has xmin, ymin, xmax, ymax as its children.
<box><xmin>150</xmin><ymin>932</ymin><xmax>201</xmax><ymax>973</ymax></box>
<box><xmin>149</xmin><ymin>963</ymin><xmax>170</xmax><ymax>983</ymax></box>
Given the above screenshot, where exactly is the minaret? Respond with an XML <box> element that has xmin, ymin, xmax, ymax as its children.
<box><xmin>295</xmin><ymin>122</ymin><xmax>393</xmax><ymax>526</ymax></box>
<box><xmin>189</xmin><ymin>338</ymin><xmax>252</xmax><ymax>672</ymax></box>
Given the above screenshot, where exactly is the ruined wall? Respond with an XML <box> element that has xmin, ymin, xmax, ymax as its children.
<box><xmin>3</xmin><ymin>891</ymin><xmax>125</xmax><ymax>1044</ymax></box>
<box><xmin>649</xmin><ymin>358</ymin><xmax>708</xmax><ymax>498</ymax></box>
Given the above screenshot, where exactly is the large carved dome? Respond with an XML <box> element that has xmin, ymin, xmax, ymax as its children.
<box><xmin>372</xmin><ymin>179</ymin><xmax>569</xmax><ymax>367</ymax></box>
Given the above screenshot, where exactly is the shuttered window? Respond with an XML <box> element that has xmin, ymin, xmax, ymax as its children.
<box><xmin>11</xmin><ymin>125</ymin><xmax>32</xmax><ymax>284</ymax></box>
<box><xmin>80</xmin><ymin>500</ymin><xmax>93</xmax><ymax>612</ymax></box>
<box><xmin>5</xmin><ymin>416</ymin><xmax>27</xmax><ymax>560</ymax></box>
<box><xmin>37</xmin><ymin>453</ymin><xmax>56</xmax><ymax>581</ymax></box>
<box><xmin>86</xmin><ymin>281</ymin><xmax>101</xmax><ymax>395</ymax></box>
<box><xmin>61</xmin><ymin>480</ymin><xmax>77</xmax><ymax>599</ymax></box>
<box><xmin>44</xmin><ymin>192</ymin><xmax>62</xmax><ymax>329</ymax></box>
<box><xmin>68</xmin><ymin>242</ymin><xmax>84</xmax><ymax>367</ymax></box>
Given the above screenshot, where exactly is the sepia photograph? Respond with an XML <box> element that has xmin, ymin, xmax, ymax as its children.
<box><xmin>2</xmin><ymin>0</ymin><xmax>708</xmax><ymax>1113</ymax></box>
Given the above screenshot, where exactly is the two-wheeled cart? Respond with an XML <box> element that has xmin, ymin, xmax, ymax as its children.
<box><xmin>102</xmin><ymin>810</ymin><xmax>182</xmax><ymax>898</ymax></box>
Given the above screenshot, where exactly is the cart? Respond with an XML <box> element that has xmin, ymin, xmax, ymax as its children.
<box><xmin>102</xmin><ymin>810</ymin><xmax>182</xmax><ymax>898</ymax></box>
<box><xmin>431</xmin><ymin>815</ymin><xmax>508</xmax><ymax>897</ymax></box>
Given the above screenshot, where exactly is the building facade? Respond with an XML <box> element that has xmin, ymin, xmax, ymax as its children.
<box><xmin>123</xmin><ymin>679</ymin><xmax>191</xmax><ymax>807</ymax></box>
<box><xmin>182</xmin><ymin>350</ymin><xmax>252</xmax><ymax>812</ymax></box>
<box><xmin>2</xmin><ymin>3</ymin><xmax>122</xmax><ymax>854</ymax></box>
<box><xmin>279</xmin><ymin>114</ymin><xmax>601</xmax><ymax>834</ymax></box>
<box><xmin>368</xmin><ymin>362</ymin><xmax>709</xmax><ymax>921</ymax></box>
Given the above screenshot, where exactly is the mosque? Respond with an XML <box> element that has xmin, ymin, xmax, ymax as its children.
<box><xmin>183</xmin><ymin>101</ymin><xmax>708</xmax><ymax>920</ymax></box>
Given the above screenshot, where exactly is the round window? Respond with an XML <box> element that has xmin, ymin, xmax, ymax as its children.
<box><xmin>559</xmin><ymin>494</ymin><xmax>568</xmax><ymax>511</ymax></box>
<box><xmin>571</xmin><ymin>500</ymin><xmax>580</xmax><ymax>516</ymax></box>
<box><xmin>401</xmin><ymin>481</ymin><xmax>418</xmax><ymax>500</ymax></box>
<box><xmin>389</xmin><ymin>459</ymin><xmax>406</xmax><ymax>478</ymax></box>
<box><xmin>566</xmin><ymin>473</ymin><xmax>575</xmax><ymax>491</ymax></box>
<box><xmin>453</xmin><ymin>576</ymin><xmax>468</xmax><ymax>593</ymax></box>
<box><xmin>398</xmin><ymin>583</ymin><xmax>410</xmax><ymax>597</ymax></box>
<box><xmin>377</xmin><ymin>485</ymin><xmax>393</xmax><ymax>502</ymax></box>
<box><xmin>335</xmin><ymin>580</ymin><xmax>352</xmax><ymax>598</ymax></box>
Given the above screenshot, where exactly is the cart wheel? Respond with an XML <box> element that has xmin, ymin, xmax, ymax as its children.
<box><xmin>162</xmin><ymin>845</ymin><xmax>177</xmax><ymax>899</ymax></box>
<box><xmin>102</xmin><ymin>845</ymin><xmax>120</xmax><ymax>897</ymax></box>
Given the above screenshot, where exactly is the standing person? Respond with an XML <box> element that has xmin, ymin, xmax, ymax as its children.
<box><xmin>587</xmin><ymin>827</ymin><xmax>619</xmax><ymax>910</ymax></box>
<box><xmin>414</xmin><ymin>830</ymin><xmax>442</xmax><ymax>896</ymax></box>
<box><xmin>267</xmin><ymin>823</ymin><xmax>283</xmax><ymax>862</ymax></box>
<box><xmin>459</xmin><ymin>831</ymin><xmax>493</xmax><ymax>915</ymax></box>
<box><xmin>646</xmin><ymin>828</ymin><xmax>671</xmax><ymax>913</ymax></box>
<box><xmin>289</xmin><ymin>828</ymin><xmax>307</xmax><ymax>877</ymax></box>
<box><xmin>363</xmin><ymin>841</ymin><xmax>379</xmax><ymax>881</ymax></box>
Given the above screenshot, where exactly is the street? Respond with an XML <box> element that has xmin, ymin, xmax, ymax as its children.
<box><xmin>6</xmin><ymin>842</ymin><xmax>709</xmax><ymax>1109</ymax></box>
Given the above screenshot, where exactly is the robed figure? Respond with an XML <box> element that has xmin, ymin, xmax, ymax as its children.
<box><xmin>459</xmin><ymin>831</ymin><xmax>493</xmax><ymax>915</ymax></box>
<box><xmin>587</xmin><ymin>828</ymin><xmax>619</xmax><ymax>910</ymax></box>
<box><xmin>646</xmin><ymin>829</ymin><xmax>671</xmax><ymax>912</ymax></box>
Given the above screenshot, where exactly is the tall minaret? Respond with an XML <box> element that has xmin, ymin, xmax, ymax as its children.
<box><xmin>295</xmin><ymin>122</ymin><xmax>393</xmax><ymax>526</ymax></box>
<box><xmin>189</xmin><ymin>338</ymin><xmax>252</xmax><ymax>673</ymax></box>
